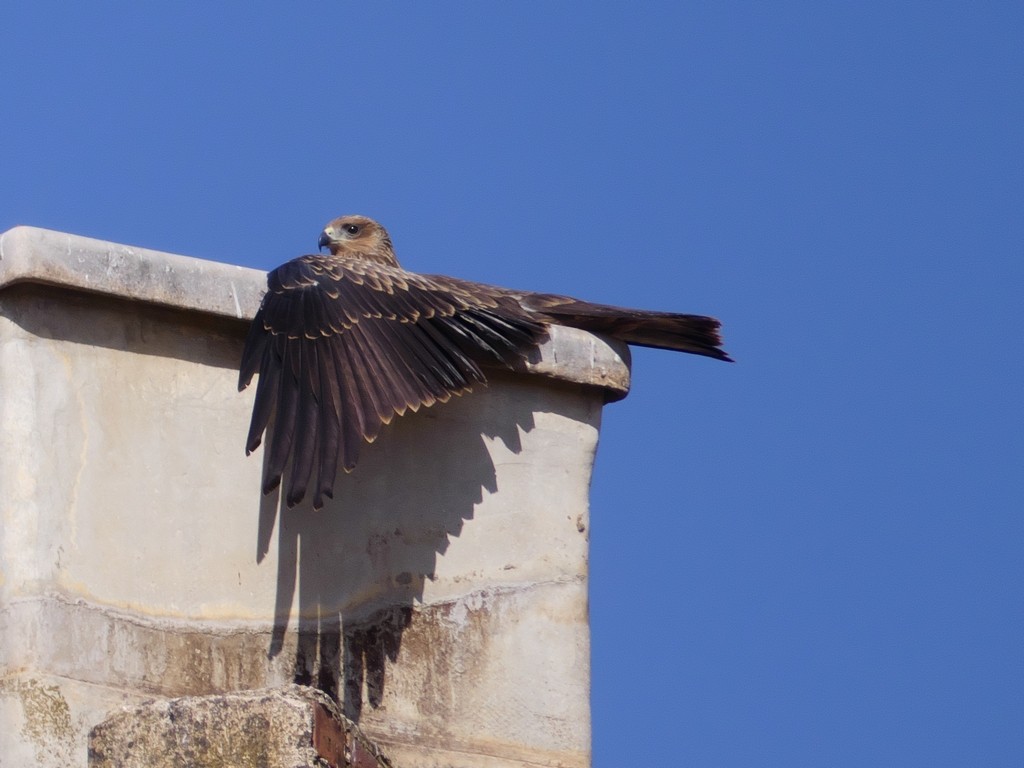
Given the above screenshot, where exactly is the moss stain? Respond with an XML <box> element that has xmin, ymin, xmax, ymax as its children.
<box><xmin>0</xmin><ymin>677</ymin><xmax>76</xmax><ymax>764</ymax></box>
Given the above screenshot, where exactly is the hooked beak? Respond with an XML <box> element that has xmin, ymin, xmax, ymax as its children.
<box><xmin>318</xmin><ymin>230</ymin><xmax>332</xmax><ymax>252</ymax></box>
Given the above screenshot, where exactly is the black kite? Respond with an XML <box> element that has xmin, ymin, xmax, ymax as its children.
<box><xmin>240</xmin><ymin>215</ymin><xmax>731</xmax><ymax>508</ymax></box>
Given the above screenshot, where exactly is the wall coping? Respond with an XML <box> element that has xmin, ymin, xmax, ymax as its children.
<box><xmin>0</xmin><ymin>225</ymin><xmax>631</xmax><ymax>399</ymax></box>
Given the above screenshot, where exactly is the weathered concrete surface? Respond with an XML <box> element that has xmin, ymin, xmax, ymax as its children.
<box><xmin>88</xmin><ymin>685</ymin><xmax>392</xmax><ymax>768</ymax></box>
<box><xmin>0</xmin><ymin>226</ymin><xmax>631</xmax><ymax>768</ymax></box>
<box><xmin>0</xmin><ymin>225</ymin><xmax>263</xmax><ymax>320</ymax></box>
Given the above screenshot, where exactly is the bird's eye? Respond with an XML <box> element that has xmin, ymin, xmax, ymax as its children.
<box><xmin>345</xmin><ymin>224</ymin><xmax>360</xmax><ymax>235</ymax></box>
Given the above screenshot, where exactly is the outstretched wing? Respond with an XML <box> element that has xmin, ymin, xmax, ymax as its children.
<box><xmin>239</xmin><ymin>255</ymin><xmax>546</xmax><ymax>509</ymax></box>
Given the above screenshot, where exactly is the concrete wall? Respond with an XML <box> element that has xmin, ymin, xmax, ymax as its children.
<box><xmin>0</xmin><ymin>226</ymin><xmax>631</xmax><ymax>768</ymax></box>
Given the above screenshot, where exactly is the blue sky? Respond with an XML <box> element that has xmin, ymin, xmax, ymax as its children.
<box><xmin>4</xmin><ymin>3</ymin><xmax>1022</xmax><ymax>765</ymax></box>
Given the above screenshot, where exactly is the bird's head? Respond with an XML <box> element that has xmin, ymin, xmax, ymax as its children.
<box><xmin>318</xmin><ymin>215</ymin><xmax>398</xmax><ymax>266</ymax></box>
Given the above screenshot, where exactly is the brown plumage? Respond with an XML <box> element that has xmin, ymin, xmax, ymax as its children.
<box><xmin>239</xmin><ymin>215</ymin><xmax>731</xmax><ymax>508</ymax></box>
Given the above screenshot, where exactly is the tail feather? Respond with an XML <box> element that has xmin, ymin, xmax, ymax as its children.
<box><xmin>524</xmin><ymin>294</ymin><xmax>733</xmax><ymax>362</ymax></box>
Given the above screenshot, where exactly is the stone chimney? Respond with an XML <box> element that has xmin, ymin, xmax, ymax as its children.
<box><xmin>0</xmin><ymin>226</ymin><xmax>630</xmax><ymax>767</ymax></box>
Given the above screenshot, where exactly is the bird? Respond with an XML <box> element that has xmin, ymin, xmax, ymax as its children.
<box><xmin>239</xmin><ymin>215</ymin><xmax>731</xmax><ymax>509</ymax></box>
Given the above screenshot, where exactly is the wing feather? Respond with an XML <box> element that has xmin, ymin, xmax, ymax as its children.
<box><xmin>263</xmin><ymin>337</ymin><xmax>298</xmax><ymax>494</ymax></box>
<box><xmin>314</xmin><ymin>340</ymin><xmax>343</xmax><ymax>508</ymax></box>
<box><xmin>285</xmin><ymin>341</ymin><xmax>320</xmax><ymax>506</ymax></box>
<box><xmin>328</xmin><ymin>333</ymin><xmax>365</xmax><ymax>468</ymax></box>
<box><xmin>417</xmin><ymin>318</ymin><xmax>488</xmax><ymax>383</ymax></box>
<box><xmin>239</xmin><ymin>254</ymin><xmax>547</xmax><ymax>507</ymax></box>
<box><xmin>241</xmin><ymin>312</ymin><xmax>275</xmax><ymax>453</ymax></box>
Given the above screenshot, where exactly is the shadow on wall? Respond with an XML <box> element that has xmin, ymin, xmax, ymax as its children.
<box><xmin>257</xmin><ymin>376</ymin><xmax>536</xmax><ymax>721</ymax></box>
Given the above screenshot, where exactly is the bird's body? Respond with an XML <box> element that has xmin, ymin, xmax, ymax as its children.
<box><xmin>240</xmin><ymin>215</ymin><xmax>731</xmax><ymax>508</ymax></box>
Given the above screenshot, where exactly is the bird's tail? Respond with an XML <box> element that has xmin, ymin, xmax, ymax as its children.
<box><xmin>524</xmin><ymin>294</ymin><xmax>733</xmax><ymax>362</ymax></box>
